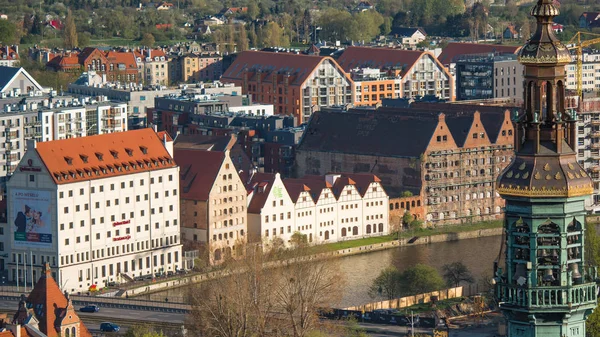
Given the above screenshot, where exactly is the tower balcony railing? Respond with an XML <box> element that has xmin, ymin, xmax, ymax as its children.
<box><xmin>496</xmin><ymin>282</ymin><xmax>597</xmax><ymax>309</ymax></box>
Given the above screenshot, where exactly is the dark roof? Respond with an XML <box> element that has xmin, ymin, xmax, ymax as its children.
<box><xmin>0</xmin><ymin>66</ymin><xmax>19</xmax><ymax>90</ymax></box>
<box><xmin>282</xmin><ymin>179</ymin><xmax>311</xmax><ymax>203</ymax></box>
<box><xmin>337</xmin><ymin>173</ymin><xmax>381</xmax><ymax>197</ymax></box>
<box><xmin>411</xmin><ymin>102</ymin><xmax>518</xmax><ymax>143</ymax></box>
<box><xmin>221</xmin><ymin>51</ymin><xmax>326</xmax><ymax>86</ymax></box>
<box><xmin>389</xmin><ymin>27</ymin><xmax>426</xmax><ymax>37</ymax></box>
<box><xmin>437</xmin><ymin>42</ymin><xmax>520</xmax><ymax>65</ymax></box>
<box><xmin>247</xmin><ymin>172</ymin><xmax>276</xmax><ymax>213</ymax></box>
<box><xmin>174</xmin><ymin>134</ymin><xmax>234</xmax><ymax>151</ymax></box>
<box><xmin>298</xmin><ymin>109</ymin><xmax>439</xmax><ymax>158</ymax></box>
<box><xmin>287</xmin><ymin>177</ymin><xmax>332</xmax><ymax>202</ymax></box>
<box><xmin>336</xmin><ymin>46</ymin><xmax>426</xmax><ymax>77</ymax></box>
<box><xmin>175</xmin><ymin>149</ymin><xmax>225</xmax><ymax>201</ymax></box>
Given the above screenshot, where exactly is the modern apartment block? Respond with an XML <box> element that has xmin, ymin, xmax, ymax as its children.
<box><xmin>6</xmin><ymin>129</ymin><xmax>182</xmax><ymax>292</ymax></box>
<box><xmin>455</xmin><ymin>53</ymin><xmax>524</xmax><ymax>102</ymax></box>
<box><xmin>221</xmin><ymin>51</ymin><xmax>353</xmax><ymax>124</ymax></box>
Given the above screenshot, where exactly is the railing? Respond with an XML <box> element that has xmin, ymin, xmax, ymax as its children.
<box><xmin>496</xmin><ymin>282</ymin><xmax>597</xmax><ymax>309</ymax></box>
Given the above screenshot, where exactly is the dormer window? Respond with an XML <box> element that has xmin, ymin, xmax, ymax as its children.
<box><xmin>64</xmin><ymin>156</ymin><xmax>73</xmax><ymax>165</ymax></box>
<box><xmin>125</xmin><ymin>148</ymin><xmax>133</xmax><ymax>157</ymax></box>
<box><xmin>80</xmin><ymin>154</ymin><xmax>88</xmax><ymax>163</ymax></box>
<box><xmin>110</xmin><ymin>150</ymin><xmax>118</xmax><ymax>159</ymax></box>
<box><xmin>95</xmin><ymin>152</ymin><xmax>103</xmax><ymax>161</ymax></box>
<box><xmin>140</xmin><ymin>146</ymin><xmax>148</xmax><ymax>154</ymax></box>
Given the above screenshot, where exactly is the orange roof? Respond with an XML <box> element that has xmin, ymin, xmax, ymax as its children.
<box><xmin>337</xmin><ymin>46</ymin><xmax>426</xmax><ymax>77</ymax></box>
<box><xmin>0</xmin><ymin>331</ymin><xmax>14</xmax><ymax>337</ymax></box>
<box><xmin>105</xmin><ymin>50</ymin><xmax>138</xmax><ymax>68</ymax></box>
<box><xmin>157</xmin><ymin>130</ymin><xmax>173</xmax><ymax>141</ymax></box>
<box><xmin>33</xmin><ymin>128</ymin><xmax>176</xmax><ymax>185</ymax></box>
<box><xmin>437</xmin><ymin>42</ymin><xmax>520</xmax><ymax>65</ymax></box>
<box><xmin>26</xmin><ymin>265</ymin><xmax>92</xmax><ymax>337</ymax></box>
<box><xmin>134</xmin><ymin>48</ymin><xmax>167</xmax><ymax>59</ymax></box>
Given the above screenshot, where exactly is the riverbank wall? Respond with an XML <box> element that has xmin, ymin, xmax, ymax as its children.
<box><xmin>124</xmin><ymin>227</ymin><xmax>503</xmax><ymax>298</ymax></box>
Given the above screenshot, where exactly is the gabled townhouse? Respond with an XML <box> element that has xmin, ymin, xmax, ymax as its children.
<box><xmin>221</xmin><ymin>51</ymin><xmax>353</xmax><ymax>124</ymax></box>
<box><xmin>336</xmin><ymin>46</ymin><xmax>453</xmax><ymax>105</ymax></box>
<box><xmin>247</xmin><ymin>173</ymin><xmax>295</xmax><ymax>248</ymax></box>
<box><xmin>175</xmin><ymin>148</ymin><xmax>247</xmax><ymax>263</ymax></box>
<box><xmin>388</xmin><ymin>27</ymin><xmax>427</xmax><ymax>46</ymax></box>
<box><xmin>295</xmin><ymin>177</ymin><xmax>338</xmax><ymax>243</ymax></box>
<box><xmin>134</xmin><ymin>48</ymin><xmax>169</xmax><ymax>86</ymax></box>
<box><xmin>283</xmin><ymin>179</ymin><xmax>316</xmax><ymax>243</ymax></box>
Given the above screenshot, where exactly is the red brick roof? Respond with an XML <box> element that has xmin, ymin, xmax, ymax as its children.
<box><xmin>247</xmin><ymin>172</ymin><xmax>276</xmax><ymax>213</ymax></box>
<box><xmin>26</xmin><ymin>265</ymin><xmax>92</xmax><ymax>337</ymax></box>
<box><xmin>33</xmin><ymin>128</ymin><xmax>176</xmax><ymax>185</ymax></box>
<box><xmin>336</xmin><ymin>46</ymin><xmax>428</xmax><ymax>77</ymax></box>
<box><xmin>333</xmin><ymin>173</ymin><xmax>381</xmax><ymax>197</ymax></box>
<box><xmin>222</xmin><ymin>51</ymin><xmax>328</xmax><ymax>86</ymax></box>
<box><xmin>176</xmin><ymin>149</ymin><xmax>225</xmax><ymax>201</ymax></box>
<box><xmin>105</xmin><ymin>50</ymin><xmax>138</xmax><ymax>68</ymax></box>
<box><xmin>437</xmin><ymin>42</ymin><xmax>520</xmax><ymax>65</ymax></box>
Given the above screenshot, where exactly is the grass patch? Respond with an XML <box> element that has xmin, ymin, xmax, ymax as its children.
<box><xmin>312</xmin><ymin>220</ymin><xmax>503</xmax><ymax>253</ymax></box>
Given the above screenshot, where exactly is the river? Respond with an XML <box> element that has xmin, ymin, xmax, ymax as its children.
<box><xmin>140</xmin><ymin>235</ymin><xmax>502</xmax><ymax>308</ymax></box>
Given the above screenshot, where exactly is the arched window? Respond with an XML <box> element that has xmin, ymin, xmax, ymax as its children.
<box><xmin>417</xmin><ymin>200</ymin><xmax>421</xmax><ymax>207</ymax></box>
<box><xmin>342</xmin><ymin>228</ymin><xmax>347</xmax><ymax>237</ymax></box>
<box><xmin>324</xmin><ymin>231</ymin><xmax>330</xmax><ymax>240</ymax></box>
<box><xmin>214</xmin><ymin>249</ymin><xmax>222</xmax><ymax>261</ymax></box>
<box><xmin>72</xmin><ymin>327</ymin><xmax>76</xmax><ymax>337</ymax></box>
<box><xmin>411</xmin><ymin>201</ymin><xmax>416</xmax><ymax>207</ymax></box>
<box><xmin>378</xmin><ymin>223</ymin><xmax>383</xmax><ymax>232</ymax></box>
<box><xmin>395</xmin><ymin>202</ymin><xmax>399</xmax><ymax>209</ymax></box>
<box><xmin>366</xmin><ymin>225</ymin><xmax>371</xmax><ymax>234</ymax></box>
<box><xmin>352</xmin><ymin>226</ymin><xmax>358</xmax><ymax>235</ymax></box>
<box><xmin>65</xmin><ymin>329</ymin><xmax>70</xmax><ymax>337</ymax></box>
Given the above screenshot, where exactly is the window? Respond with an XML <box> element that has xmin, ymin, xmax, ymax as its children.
<box><xmin>64</xmin><ymin>207</ymin><xmax>69</xmax><ymax>214</ymax></box>
<box><xmin>29</xmin><ymin>175</ymin><xmax>35</xmax><ymax>182</ymax></box>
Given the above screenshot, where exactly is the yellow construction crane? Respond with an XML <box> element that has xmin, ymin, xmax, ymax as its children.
<box><xmin>567</xmin><ymin>31</ymin><xmax>600</xmax><ymax>97</ymax></box>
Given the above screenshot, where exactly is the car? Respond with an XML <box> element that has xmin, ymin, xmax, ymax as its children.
<box><xmin>100</xmin><ymin>322</ymin><xmax>120</xmax><ymax>332</ymax></box>
<box><xmin>79</xmin><ymin>305</ymin><xmax>100</xmax><ymax>313</ymax></box>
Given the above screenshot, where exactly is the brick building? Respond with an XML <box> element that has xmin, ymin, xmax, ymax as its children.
<box><xmin>47</xmin><ymin>48</ymin><xmax>140</xmax><ymax>84</ymax></box>
<box><xmin>221</xmin><ymin>51</ymin><xmax>353</xmax><ymax>124</ymax></box>
<box><xmin>296</xmin><ymin>105</ymin><xmax>515</xmax><ymax>225</ymax></box>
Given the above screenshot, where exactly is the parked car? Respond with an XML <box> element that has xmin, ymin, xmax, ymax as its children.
<box><xmin>79</xmin><ymin>305</ymin><xmax>100</xmax><ymax>313</ymax></box>
<box><xmin>100</xmin><ymin>322</ymin><xmax>120</xmax><ymax>332</ymax></box>
<box><xmin>176</xmin><ymin>268</ymin><xmax>188</xmax><ymax>275</ymax></box>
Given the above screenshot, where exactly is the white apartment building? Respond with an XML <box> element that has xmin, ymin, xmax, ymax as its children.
<box><xmin>6</xmin><ymin>128</ymin><xmax>182</xmax><ymax>293</ymax></box>
<box><xmin>0</xmin><ymin>97</ymin><xmax>127</xmax><ymax>180</ymax></box>
<box><xmin>247</xmin><ymin>173</ymin><xmax>389</xmax><ymax>248</ymax></box>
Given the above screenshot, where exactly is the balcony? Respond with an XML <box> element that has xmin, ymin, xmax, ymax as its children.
<box><xmin>496</xmin><ymin>282</ymin><xmax>597</xmax><ymax>310</ymax></box>
<box><xmin>102</xmin><ymin>114</ymin><xmax>117</xmax><ymax>121</ymax></box>
<box><xmin>591</xmin><ymin>132</ymin><xmax>600</xmax><ymax>138</ymax></box>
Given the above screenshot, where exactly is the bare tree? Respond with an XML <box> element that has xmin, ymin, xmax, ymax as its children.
<box><xmin>186</xmin><ymin>246</ymin><xmax>342</xmax><ymax>337</ymax></box>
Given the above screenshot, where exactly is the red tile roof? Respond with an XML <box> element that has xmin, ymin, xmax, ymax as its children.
<box><xmin>437</xmin><ymin>42</ymin><xmax>520</xmax><ymax>65</ymax></box>
<box><xmin>135</xmin><ymin>48</ymin><xmax>167</xmax><ymax>59</ymax></box>
<box><xmin>334</xmin><ymin>173</ymin><xmax>381</xmax><ymax>196</ymax></box>
<box><xmin>336</xmin><ymin>46</ymin><xmax>428</xmax><ymax>77</ymax></box>
<box><xmin>247</xmin><ymin>172</ymin><xmax>277</xmax><ymax>213</ymax></box>
<box><xmin>105</xmin><ymin>50</ymin><xmax>138</xmax><ymax>68</ymax></box>
<box><xmin>157</xmin><ymin>130</ymin><xmax>173</xmax><ymax>142</ymax></box>
<box><xmin>222</xmin><ymin>51</ymin><xmax>328</xmax><ymax>86</ymax></box>
<box><xmin>33</xmin><ymin>128</ymin><xmax>176</xmax><ymax>185</ymax></box>
<box><xmin>175</xmin><ymin>149</ymin><xmax>225</xmax><ymax>201</ymax></box>
<box><xmin>286</xmin><ymin>177</ymin><xmax>332</xmax><ymax>202</ymax></box>
<box><xmin>26</xmin><ymin>265</ymin><xmax>92</xmax><ymax>337</ymax></box>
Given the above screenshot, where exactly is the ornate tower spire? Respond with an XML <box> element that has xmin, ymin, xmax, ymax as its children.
<box><xmin>495</xmin><ymin>1</ymin><xmax>598</xmax><ymax>336</ymax></box>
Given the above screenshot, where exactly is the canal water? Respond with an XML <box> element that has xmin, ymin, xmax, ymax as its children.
<box><xmin>141</xmin><ymin>235</ymin><xmax>502</xmax><ymax>308</ymax></box>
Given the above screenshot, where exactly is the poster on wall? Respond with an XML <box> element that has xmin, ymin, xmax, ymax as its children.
<box><xmin>12</xmin><ymin>189</ymin><xmax>52</xmax><ymax>247</ymax></box>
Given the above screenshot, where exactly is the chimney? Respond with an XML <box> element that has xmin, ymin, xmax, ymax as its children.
<box><xmin>325</xmin><ymin>173</ymin><xmax>341</xmax><ymax>186</ymax></box>
<box><xmin>14</xmin><ymin>45</ymin><xmax>18</xmax><ymax>54</ymax></box>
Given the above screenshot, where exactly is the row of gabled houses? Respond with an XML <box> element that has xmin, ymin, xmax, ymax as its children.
<box><xmin>174</xmin><ymin>141</ymin><xmax>389</xmax><ymax>263</ymax></box>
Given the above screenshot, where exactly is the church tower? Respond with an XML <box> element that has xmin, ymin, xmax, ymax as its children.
<box><xmin>495</xmin><ymin>0</ymin><xmax>598</xmax><ymax>336</ymax></box>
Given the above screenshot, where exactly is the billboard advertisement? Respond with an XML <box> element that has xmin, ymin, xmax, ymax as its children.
<box><xmin>12</xmin><ymin>189</ymin><xmax>52</xmax><ymax>247</ymax></box>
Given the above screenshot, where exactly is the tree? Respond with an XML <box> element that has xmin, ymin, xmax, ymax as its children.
<box><xmin>368</xmin><ymin>266</ymin><xmax>402</xmax><ymax>300</ymax></box>
<box><xmin>186</xmin><ymin>246</ymin><xmax>342</xmax><ymax>337</ymax></box>
<box><xmin>0</xmin><ymin>20</ymin><xmax>17</xmax><ymax>44</ymax></box>
<box><xmin>398</xmin><ymin>264</ymin><xmax>444</xmax><ymax>296</ymax></box>
<box><xmin>442</xmin><ymin>262</ymin><xmax>475</xmax><ymax>287</ymax></box>
<box><xmin>31</xmin><ymin>14</ymin><xmax>43</xmax><ymax>35</ymax></box>
<box><xmin>409</xmin><ymin>219</ymin><xmax>423</xmax><ymax>231</ymax></box>
<box><xmin>63</xmin><ymin>10</ymin><xmax>78</xmax><ymax>49</ymax></box>
<box><xmin>235</xmin><ymin>24</ymin><xmax>249</xmax><ymax>52</ymax></box>
<box><xmin>290</xmin><ymin>232</ymin><xmax>308</xmax><ymax>249</ymax></box>
<box><xmin>78</xmin><ymin>31</ymin><xmax>91</xmax><ymax>48</ymax></box>
<box><xmin>402</xmin><ymin>212</ymin><xmax>413</xmax><ymax>227</ymax></box>
<box><xmin>247</xmin><ymin>0</ymin><xmax>259</xmax><ymax>20</ymax></box>
<box><xmin>141</xmin><ymin>32</ymin><xmax>155</xmax><ymax>47</ymax></box>
<box><xmin>124</xmin><ymin>325</ymin><xmax>165</xmax><ymax>337</ymax></box>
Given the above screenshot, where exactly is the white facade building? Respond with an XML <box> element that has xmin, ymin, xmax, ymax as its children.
<box><xmin>247</xmin><ymin>173</ymin><xmax>389</xmax><ymax>248</ymax></box>
<box><xmin>6</xmin><ymin>128</ymin><xmax>182</xmax><ymax>293</ymax></box>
